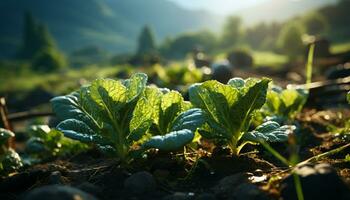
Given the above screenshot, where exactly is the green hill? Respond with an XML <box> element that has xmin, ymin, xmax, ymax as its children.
<box><xmin>237</xmin><ymin>0</ymin><xmax>337</xmax><ymax>25</ymax></box>
<box><xmin>0</xmin><ymin>0</ymin><xmax>221</xmax><ymax>58</ymax></box>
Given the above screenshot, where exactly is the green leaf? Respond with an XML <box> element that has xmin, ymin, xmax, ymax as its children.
<box><xmin>148</xmin><ymin>87</ymin><xmax>195</xmax><ymax>136</ymax></box>
<box><xmin>228</xmin><ymin>77</ymin><xmax>245</xmax><ymax>89</ymax></box>
<box><xmin>26</xmin><ymin>125</ymin><xmax>88</xmax><ymax>159</ymax></box>
<box><xmin>128</xmin><ymin>97</ymin><xmax>154</xmax><ymax>142</ymax></box>
<box><xmin>25</xmin><ymin>137</ymin><xmax>46</xmax><ymax>154</ymax></box>
<box><xmin>347</xmin><ymin>91</ymin><xmax>350</xmax><ymax>104</ymax></box>
<box><xmin>89</xmin><ymin>78</ymin><xmax>127</xmax><ymax>122</ymax></box>
<box><xmin>158</xmin><ymin>91</ymin><xmax>185</xmax><ymax>133</ymax></box>
<box><xmin>0</xmin><ymin>149</ymin><xmax>22</xmax><ymax>174</ymax></box>
<box><xmin>57</xmin><ymin>119</ymin><xmax>107</xmax><ymax>144</ymax></box>
<box><xmin>229</xmin><ymin>78</ymin><xmax>270</xmax><ymax>136</ymax></box>
<box><xmin>143</xmin><ymin>86</ymin><xmax>163</xmax><ymax>122</ymax></box>
<box><xmin>242</xmin><ymin>121</ymin><xmax>294</xmax><ymax>143</ymax></box>
<box><xmin>264</xmin><ymin>85</ymin><xmax>308</xmax><ymax>120</ymax></box>
<box><xmin>189</xmin><ymin>81</ymin><xmax>239</xmax><ymax>137</ymax></box>
<box><xmin>0</xmin><ymin>128</ymin><xmax>14</xmax><ymax>146</ymax></box>
<box><xmin>170</xmin><ymin>108</ymin><xmax>206</xmax><ymax>132</ymax></box>
<box><xmin>135</xmin><ymin>87</ymin><xmax>205</xmax><ymax>151</ymax></box>
<box><xmin>123</xmin><ymin>73</ymin><xmax>148</xmax><ymax>100</ymax></box>
<box><xmin>51</xmin><ymin>93</ymin><xmax>97</xmax><ymax>129</ymax></box>
<box><xmin>51</xmin><ymin>73</ymin><xmax>149</xmax><ymax>161</ymax></box>
<box><xmin>142</xmin><ymin>129</ymin><xmax>194</xmax><ymax>151</ymax></box>
<box><xmin>189</xmin><ymin>78</ymin><xmax>270</xmax><ymax>154</ymax></box>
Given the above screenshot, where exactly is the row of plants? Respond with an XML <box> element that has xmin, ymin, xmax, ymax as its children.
<box><xmin>50</xmin><ymin>73</ymin><xmax>304</xmax><ymax>162</ymax></box>
<box><xmin>1</xmin><ymin>73</ymin><xmax>348</xmax><ymax>174</ymax></box>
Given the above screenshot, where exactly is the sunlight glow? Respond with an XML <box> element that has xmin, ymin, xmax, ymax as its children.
<box><xmin>169</xmin><ymin>0</ymin><xmax>269</xmax><ymax>14</ymax></box>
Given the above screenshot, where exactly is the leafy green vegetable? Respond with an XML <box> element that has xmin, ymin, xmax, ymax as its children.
<box><xmin>189</xmin><ymin>77</ymin><xmax>290</xmax><ymax>155</ymax></box>
<box><xmin>52</xmin><ymin>73</ymin><xmax>150</xmax><ymax>162</ymax></box>
<box><xmin>143</xmin><ymin>129</ymin><xmax>194</xmax><ymax>151</ymax></box>
<box><xmin>154</xmin><ymin>65</ymin><xmax>203</xmax><ymax>89</ymax></box>
<box><xmin>0</xmin><ymin>128</ymin><xmax>22</xmax><ymax>174</ymax></box>
<box><xmin>263</xmin><ymin>85</ymin><xmax>308</xmax><ymax>121</ymax></box>
<box><xmin>52</xmin><ymin>73</ymin><xmax>206</xmax><ymax>161</ymax></box>
<box><xmin>25</xmin><ymin>125</ymin><xmax>88</xmax><ymax>160</ymax></box>
<box><xmin>242</xmin><ymin>121</ymin><xmax>295</xmax><ymax>143</ymax></box>
<box><xmin>141</xmin><ymin>87</ymin><xmax>205</xmax><ymax>151</ymax></box>
<box><xmin>0</xmin><ymin>128</ymin><xmax>14</xmax><ymax>146</ymax></box>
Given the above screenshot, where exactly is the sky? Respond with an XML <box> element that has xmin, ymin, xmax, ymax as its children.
<box><xmin>168</xmin><ymin>0</ymin><xmax>270</xmax><ymax>15</ymax></box>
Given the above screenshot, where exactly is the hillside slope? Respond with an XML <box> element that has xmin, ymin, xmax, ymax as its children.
<box><xmin>237</xmin><ymin>0</ymin><xmax>337</xmax><ymax>25</ymax></box>
<box><xmin>0</xmin><ymin>0</ymin><xmax>221</xmax><ymax>58</ymax></box>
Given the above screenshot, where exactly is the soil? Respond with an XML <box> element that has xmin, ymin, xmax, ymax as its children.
<box><xmin>0</xmin><ymin>109</ymin><xmax>350</xmax><ymax>200</ymax></box>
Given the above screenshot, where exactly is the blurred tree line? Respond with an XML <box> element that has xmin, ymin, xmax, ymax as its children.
<box><xmin>17</xmin><ymin>12</ymin><xmax>66</xmax><ymax>72</ymax></box>
<box><xmin>13</xmin><ymin>0</ymin><xmax>350</xmax><ymax>71</ymax></box>
<box><xmin>155</xmin><ymin>0</ymin><xmax>349</xmax><ymax>61</ymax></box>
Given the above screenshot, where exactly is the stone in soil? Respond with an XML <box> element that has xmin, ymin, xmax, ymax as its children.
<box><xmin>77</xmin><ymin>182</ymin><xmax>103</xmax><ymax>199</ymax></box>
<box><xmin>162</xmin><ymin>192</ymin><xmax>194</xmax><ymax>200</ymax></box>
<box><xmin>212</xmin><ymin>173</ymin><xmax>249</xmax><ymax>198</ymax></box>
<box><xmin>23</xmin><ymin>185</ymin><xmax>98</xmax><ymax>200</ymax></box>
<box><xmin>48</xmin><ymin>171</ymin><xmax>63</xmax><ymax>184</ymax></box>
<box><xmin>212</xmin><ymin>172</ymin><xmax>270</xmax><ymax>200</ymax></box>
<box><xmin>124</xmin><ymin>171</ymin><xmax>157</xmax><ymax>195</ymax></box>
<box><xmin>197</xmin><ymin>193</ymin><xmax>217</xmax><ymax>200</ymax></box>
<box><xmin>233</xmin><ymin>183</ymin><xmax>271</xmax><ymax>200</ymax></box>
<box><xmin>281</xmin><ymin>163</ymin><xmax>350</xmax><ymax>200</ymax></box>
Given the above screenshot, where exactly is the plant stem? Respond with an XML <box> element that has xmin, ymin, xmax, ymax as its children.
<box><xmin>229</xmin><ymin>139</ymin><xmax>238</xmax><ymax>155</ymax></box>
<box><xmin>260</xmin><ymin>141</ymin><xmax>290</xmax><ymax>166</ymax></box>
<box><xmin>305</xmin><ymin>44</ymin><xmax>315</xmax><ymax>87</ymax></box>
<box><xmin>297</xmin><ymin>142</ymin><xmax>350</xmax><ymax>166</ymax></box>
<box><xmin>293</xmin><ymin>172</ymin><xmax>305</xmax><ymax>200</ymax></box>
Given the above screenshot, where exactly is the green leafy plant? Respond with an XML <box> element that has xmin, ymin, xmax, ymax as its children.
<box><xmin>0</xmin><ymin>128</ymin><xmax>22</xmax><ymax>174</ymax></box>
<box><xmin>141</xmin><ymin>87</ymin><xmax>206</xmax><ymax>151</ymax></box>
<box><xmin>154</xmin><ymin>65</ymin><xmax>203</xmax><ymax>89</ymax></box>
<box><xmin>189</xmin><ymin>77</ymin><xmax>293</xmax><ymax>155</ymax></box>
<box><xmin>51</xmin><ymin>73</ymin><xmax>206</xmax><ymax>162</ymax></box>
<box><xmin>263</xmin><ymin>85</ymin><xmax>308</xmax><ymax>122</ymax></box>
<box><xmin>25</xmin><ymin>125</ymin><xmax>88</xmax><ymax>160</ymax></box>
<box><xmin>51</xmin><ymin>73</ymin><xmax>151</xmax><ymax>162</ymax></box>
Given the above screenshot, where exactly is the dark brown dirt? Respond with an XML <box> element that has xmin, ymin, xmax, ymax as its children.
<box><xmin>1</xmin><ymin>109</ymin><xmax>350</xmax><ymax>200</ymax></box>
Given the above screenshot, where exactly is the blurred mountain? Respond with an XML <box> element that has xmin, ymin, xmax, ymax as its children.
<box><xmin>237</xmin><ymin>0</ymin><xmax>338</xmax><ymax>25</ymax></box>
<box><xmin>0</xmin><ymin>0</ymin><xmax>221</xmax><ymax>58</ymax></box>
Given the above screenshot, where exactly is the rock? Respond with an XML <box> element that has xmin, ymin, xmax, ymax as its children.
<box><xmin>23</xmin><ymin>185</ymin><xmax>98</xmax><ymax>200</ymax></box>
<box><xmin>48</xmin><ymin>171</ymin><xmax>63</xmax><ymax>184</ymax></box>
<box><xmin>197</xmin><ymin>193</ymin><xmax>217</xmax><ymax>200</ymax></box>
<box><xmin>227</xmin><ymin>50</ymin><xmax>253</xmax><ymax>69</ymax></box>
<box><xmin>233</xmin><ymin>183</ymin><xmax>270</xmax><ymax>200</ymax></box>
<box><xmin>212</xmin><ymin>173</ymin><xmax>250</xmax><ymax>199</ymax></box>
<box><xmin>163</xmin><ymin>192</ymin><xmax>193</xmax><ymax>200</ymax></box>
<box><xmin>0</xmin><ymin>169</ymin><xmax>49</xmax><ymax>193</ymax></box>
<box><xmin>153</xmin><ymin>169</ymin><xmax>170</xmax><ymax>179</ymax></box>
<box><xmin>325</xmin><ymin>64</ymin><xmax>350</xmax><ymax>80</ymax></box>
<box><xmin>77</xmin><ymin>182</ymin><xmax>103</xmax><ymax>199</ymax></box>
<box><xmin>281</xmin><ymin>163</ymin><xmax>350</xmax><ymax>200</ymax></box>
<box><xmin>124</xmin><ymin>171</ymin><xmax>157</xmax><ymax>195</ymax></box>
<box><xmin>211</xmin><ymin>62</ymin><xmax>232</xmax><ymax>84</ymax></box>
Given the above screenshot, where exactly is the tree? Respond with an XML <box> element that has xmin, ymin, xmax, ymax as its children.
<box><xmin>137</xmin><ymin>26</ymin><xmax>156</xmax><ymax>55</ymax></box>
<box><xmin>244</xmin><ymin>22</ymin><xmax>282</xmax><ymax>50</ymax></box>
<box><xmin>277</xmin><ymin>22</ymin><xmax>305</xmax><ymax>59</ymax></box>
<box><xmin>221</xmin><ymin>16</ymin><xmax>243</xmax><ymax>49</ymax></box>
<box><xmin>31</xmin><ymin>48</ymin><xmax>67</xmax><ymax>72</ymax></box>
<box><xmin>160</xmin><ymin>31</ymin><xmax>217</xmax><ymax>59</ymax></box>
<box><xmin>303</xmin><ymin>12</ymin><xmax>329</xmax><ymax>36</ymax></box>
<box><xmin>18</xmin><ymin>12</ymin><xmax>40</xmax><ymax>59</ymax></box>
<box><xmin>18</xmin><ymin>12</ymin><xmax>57</xmax><ymax>59</ymax></box>
<box><xmin>17</xmin><ymin>12</ymin><xmax>66</xmax><ymax>71</ymax></box>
